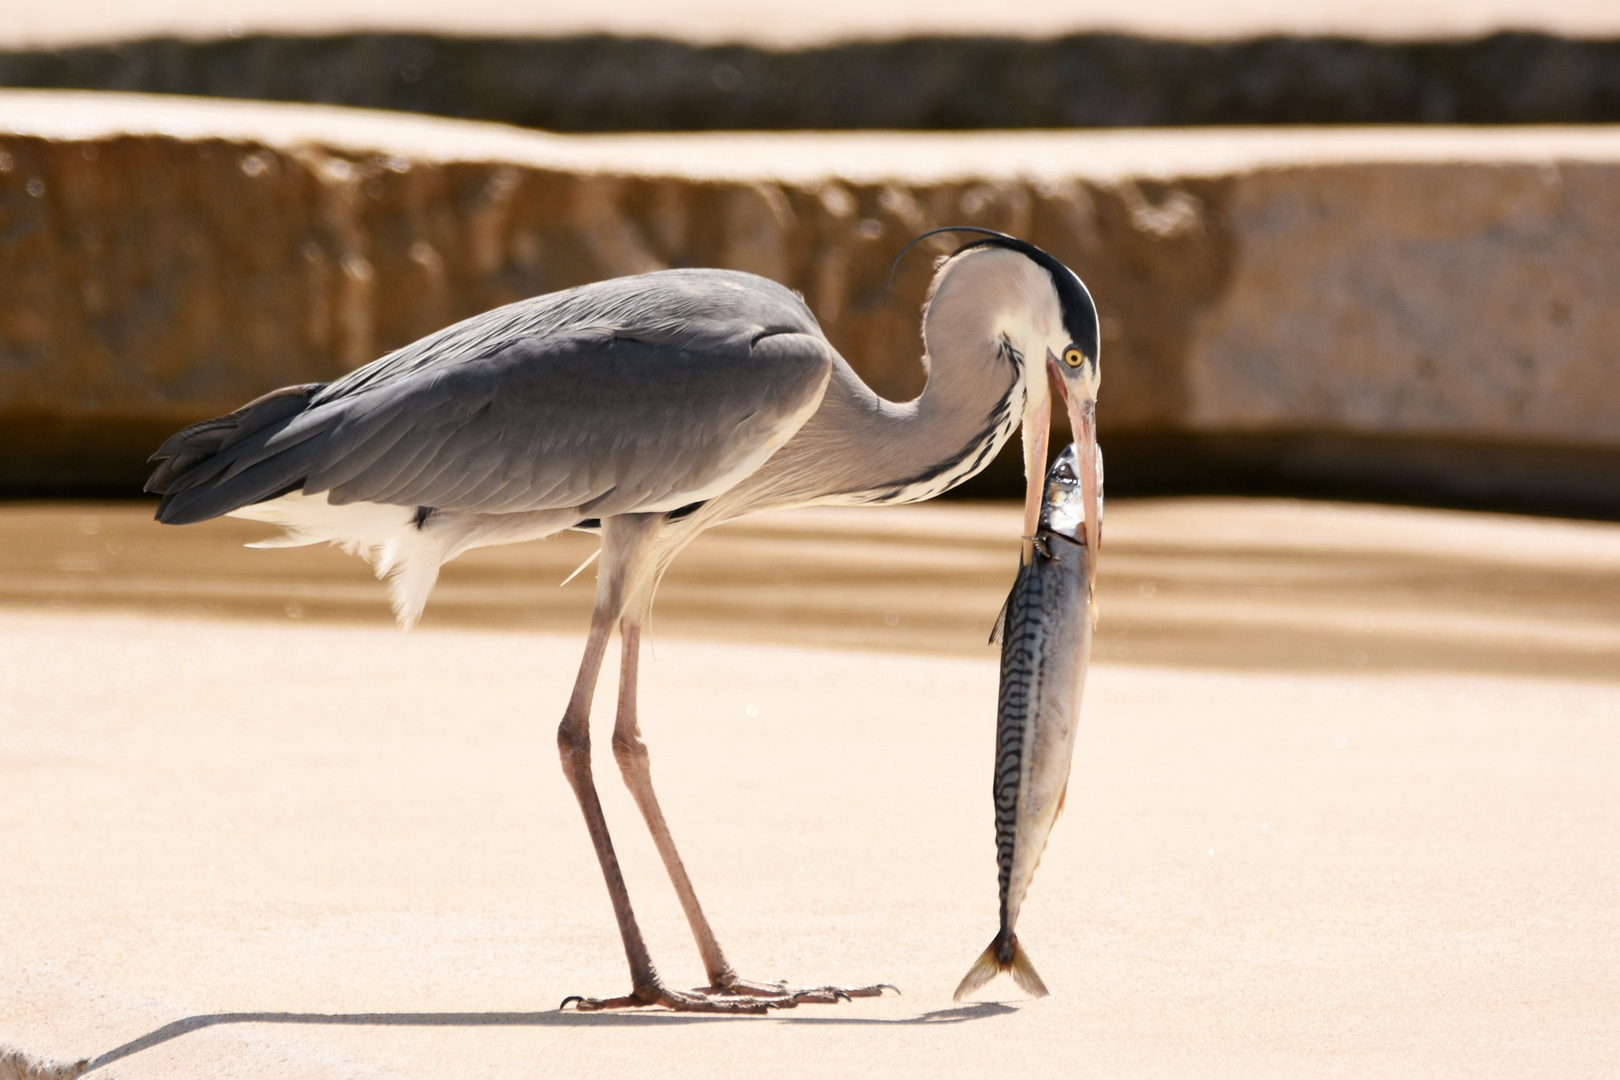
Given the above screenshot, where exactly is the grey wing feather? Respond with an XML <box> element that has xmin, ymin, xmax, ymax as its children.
<box><xmin>149</xmin><ymin>269</ymin><xmax>832</xmax><ymax>525</ymax></box>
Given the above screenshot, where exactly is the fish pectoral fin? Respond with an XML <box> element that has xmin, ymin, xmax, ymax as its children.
<box><xmin>988</xmin><ymin>576</ymin><xmax>1019</xmax><ymax>646</ymax></box>
<box><xmin>953</xmin><ymin>942</ymin><xmax>1002</xmax><ymax>1002</ymax></box>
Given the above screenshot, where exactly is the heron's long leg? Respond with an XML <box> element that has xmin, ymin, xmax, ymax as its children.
<box><xmin>560</xmin><ymin>514</ymin><xmax>816</xmax><ymax>1015</ymax></box>
<box><xmin>608</xmin><ymin>599</ymin><xmax>893</xmax><ymax>1007</ymax></box>
<box><xmin>554</xmin><ymin>521</ymin><xmax>660</xmax><ymax>998</ymax></box>
<box><xmin>610</xmin><ymin>608</ymin><xmax>737</xmax><ymax>986</ymax></box>
<box><xmin>556</xmin><ymin>514</ymin><xmax>770</xmax><ymax>1014</ymax></box>
<box><xmin>560</xmin><ymin>514</ymin><xmax>890</xmax><ymax>1013</ymax></box>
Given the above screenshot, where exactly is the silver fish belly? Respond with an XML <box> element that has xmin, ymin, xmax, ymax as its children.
<box><xmin>956</xmin><ymin>443</ymin><xmax>1096</xmax><ymax>1001</ymax></box>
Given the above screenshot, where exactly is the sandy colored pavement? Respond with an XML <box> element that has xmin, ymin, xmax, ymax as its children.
<box><xmin>2</xmin><ymin>499</ymin><xmax>1619</xmax><ymax>1077</ymax></box>
<box><xmin>8</xmin><ymin>0</ymin><xmax>1620</xmax><ymax>49</ymax></box>
<box><xmin>4</xmin><ymin>498</ymin><xmax>1619</xmax><ymax>677</ymax></box>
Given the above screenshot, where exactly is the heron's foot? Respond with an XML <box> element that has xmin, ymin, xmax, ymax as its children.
<box><xmin>562</xmin><ymin>983</ymin><xmax>771</xmax><ymax>1014</ymax></box>
<box><xmin>703</xmin><ymin>974</ymin><xmax>897</xmax><ymax>1007</ymax></box>
<box><xmin>560</xmin><ymin>977</ymin><xmax>896</xmax><ymax>1014</ymax></box>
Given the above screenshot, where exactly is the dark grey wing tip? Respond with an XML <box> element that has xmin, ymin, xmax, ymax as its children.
<box><xmin>151</xmin><ymin>490</ymin><xmax>196</xmax><ymax>525</ymax></box>
<box><xmin>152</xmin><ymin>497</ymin><xmax>188</xmax><ymax>526</ymax></box>
<box><xmin>143</xmin><ymin>383</ymin><xmax>326</xmax><ymax>519</ymax></box>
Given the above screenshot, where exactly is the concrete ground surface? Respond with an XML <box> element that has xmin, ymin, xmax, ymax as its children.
<box><xmin>2</xmin><ymin>498</ymin><xmax>1618</xmax><ymax>1077</ymax></box>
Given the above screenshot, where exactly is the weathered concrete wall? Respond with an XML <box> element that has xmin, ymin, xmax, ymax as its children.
<box><xmin>3</xmin><ymin>92</ymin><xmax>1619</xmax><ymax>511</ymax></box>
<box><xmin>1186</xmin><ymin>162</ymin><xmax>1620</xmax><ymax>445</ymax></box>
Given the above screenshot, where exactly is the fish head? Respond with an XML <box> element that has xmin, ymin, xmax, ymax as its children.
<box><xmin>1039</xmin><ymin>442</ymin><xmax>1100</xmax><ymax>545</ymax></box>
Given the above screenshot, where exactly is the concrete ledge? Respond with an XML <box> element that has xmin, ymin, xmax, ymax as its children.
<box><xmin>4</xmin><ymin>91</ymin><xmax>1620</xmax><ymax>510</ymax></box>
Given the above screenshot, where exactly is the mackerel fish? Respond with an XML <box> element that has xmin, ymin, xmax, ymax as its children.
<box><xmin>955</xmin><ymin>442</ymin><xmax>1099</xmax><ymax>1001</ymax></box>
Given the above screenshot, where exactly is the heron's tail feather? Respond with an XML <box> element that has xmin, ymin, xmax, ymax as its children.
<box><xmin>231</xmin><ymin>492</ymin><xmax>445</xmax><ymax>629</ymax></box>
<box><xmin>953</xmin><ymin>934</ymin><xmax>1049</xmax><ymax>1001</ymax></box>
<box><xmin>146</xmin><ymin>383</ymin><xmax>328</xmax><ymax>523</ymax></box>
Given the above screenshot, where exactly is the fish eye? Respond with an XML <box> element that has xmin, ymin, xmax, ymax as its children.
<box><xmin>1062</xmin><ymin>347</ymin><xmax>1085</xmax><ymax>368</ymax></box>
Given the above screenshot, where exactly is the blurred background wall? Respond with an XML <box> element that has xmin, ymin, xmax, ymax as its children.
<box><xmin>2</xmin><ymin>1</ymin><xmax>1618</xmax><ymax>515</ymax></box>
<box><xmin>7</xmin><ymin>33</ymin><xmax>1620</xmax><ymax>130</ymax></box>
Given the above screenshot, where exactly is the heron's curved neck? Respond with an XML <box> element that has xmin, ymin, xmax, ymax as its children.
<box><xmin>730</xmin><ymin>248</ymin><xmax>1056</xmax><ymax>511</ymax></box>
<box><xmin>811</xmin><ymin>354</ymin><xmax>1018</xmax><ymax>506</ymax></box>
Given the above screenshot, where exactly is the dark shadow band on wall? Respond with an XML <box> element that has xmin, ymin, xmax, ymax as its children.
<box><xmin>0</xmin><ymin>413</ymin><xmax>197</xmax><ymax>499</ymax></box>
<box><xmin>3</xmin><ymin>32</ymin><xmax>1620</xmax><ymax>131</ymax></box>
<box><xmin>1097</xmin><ymin>430</ymin><xmax>1620</xmax><ymax>520</ymax></box>
<box><xmin>8</xmin><ymin>415</ymin><xmax>1618</xmax><ymax>522</ymax></box>
<box><xmin>940</xmin><ymin>430</ymin><xmax>1620</xmax><ymax>521</ymax></box>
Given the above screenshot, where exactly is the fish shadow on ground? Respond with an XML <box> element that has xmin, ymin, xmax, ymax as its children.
<box><xmin>81</xmin><ymin>1001</ymin><xmax>1018</xmax><ymax>1072</ymax></box>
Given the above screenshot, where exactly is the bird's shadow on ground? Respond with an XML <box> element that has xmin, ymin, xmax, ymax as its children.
<box><xmin>81</xmin><ymin>1001</ymin><xmax>1018</xmax><ymax>1073</ymax></box>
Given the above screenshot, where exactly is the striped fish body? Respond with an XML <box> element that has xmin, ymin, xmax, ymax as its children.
<box><xmin>956</xmin><ymin>443</ymin><xmax>1096</xmax><ymax>1001</ymax></box>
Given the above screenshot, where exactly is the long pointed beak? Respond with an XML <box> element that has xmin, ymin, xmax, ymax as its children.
<box><xmin>1020</xmin><ymin>391</ymin><xmax>1051</xmax><ymax>566</ymax></box>
<box><xmin>1073</xmin><ymin>396</ymin><xmax>1100</xmax><ymax>589</ymax></box>
<box><xmin>1047</xmin><ymin>361</ymin><xmax>1101</xmax><ymax>590</ymax></box>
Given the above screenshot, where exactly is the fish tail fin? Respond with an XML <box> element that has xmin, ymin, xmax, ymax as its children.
<box><xmin>1008</xmin><ymin>939</ymin><xmax>1050</xmax><ymax>998</ymax></box>
<box><xmin>953</xmin><ymin>941</ymin><xmax>1002</xmax><ymax>1001</ymax></box>
<box><xmin>953</xmin><ymin>934</ymin><xmax>1050</xmax><ymax>1000</ymax></box>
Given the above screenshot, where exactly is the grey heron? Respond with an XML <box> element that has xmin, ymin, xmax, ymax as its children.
<box><xmin>145</xmin><ymin>228</ymin><xmax>1102</xmax><ymax>1013</ymax></box>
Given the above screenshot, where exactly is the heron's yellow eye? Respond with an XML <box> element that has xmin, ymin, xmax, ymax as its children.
<box><xmin>1063</xmin><ymin>347</ymin><xmax>1085</xmax><ymax>368</ymax></box>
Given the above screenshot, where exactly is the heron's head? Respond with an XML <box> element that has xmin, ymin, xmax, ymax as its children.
<box><xmin>932</xmin><ymin>230</ymin><xmax>1101</xmax><ymax>566</ymax></box>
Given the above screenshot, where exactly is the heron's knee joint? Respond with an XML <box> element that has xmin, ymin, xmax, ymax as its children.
<box><xmin>557</xmin><ymin>721</ymin><xmax>590</xmax><ymax>760</ymax></box>
<box><xmin>611</xmin><ymin>731</ymin><xmax>647</xmax><ymax>768</ymax></box>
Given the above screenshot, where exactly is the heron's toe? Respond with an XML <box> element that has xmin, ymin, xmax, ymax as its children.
<box><xmin>559</xmin><ymin>986</ymin><xmax>773</xmax><ymax>1015</ymax></box>
<box><xmin>701</xmin><ymin>977</ymin><xmax>897</xmax><ymax>1006</ymax></box>
<box><xmin>559</xmin><ymin>976</ymin><xmax>894</xmax><ymax>1014</ymax></box>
